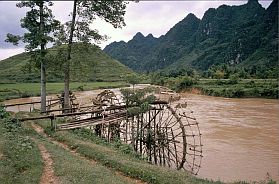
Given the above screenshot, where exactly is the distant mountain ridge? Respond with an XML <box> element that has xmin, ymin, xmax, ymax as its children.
<box><xmin>104</xmin><ymin>0</ymin><xmax>278</xmax><ymax>76</ymax></box>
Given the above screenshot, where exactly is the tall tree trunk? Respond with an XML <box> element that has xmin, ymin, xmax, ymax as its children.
<box><xmin>39</xmin><ymin>1</ymin><xmax>46</xmax><ymax>113</ymax></box>
<box><xmin>64</xmin><ymin>0</ymin><xmax>77</xmax><ymax>111</ymax></box>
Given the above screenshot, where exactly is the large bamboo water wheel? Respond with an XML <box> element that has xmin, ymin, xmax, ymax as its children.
<box><xmin>115</xmin><ymin>102</ymin><xmax>202</xmax><ymax>175</ymax></box>
<box><xmin>57</xmin><ymin>88</ymin><xmax>202</xmax><ymax>175</ymax></box>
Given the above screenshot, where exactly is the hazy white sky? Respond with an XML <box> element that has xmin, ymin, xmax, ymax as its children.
<box><xmin>0</xmin><ymin>1</ymin><xmax>272</xmax><ymax>60</ymax></box>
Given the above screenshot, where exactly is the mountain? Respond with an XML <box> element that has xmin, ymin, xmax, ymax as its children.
<box><xmin>0</xmin><ymin>44</ymin><xmax>133</xmax><ymax>83</ymax></box>
<box><xmin>104</xmin><ymin>0</ymin><xmax>278</xmax><ymax>77</ymax></box>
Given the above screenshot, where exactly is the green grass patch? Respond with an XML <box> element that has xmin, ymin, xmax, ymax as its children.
<box><xmin>0</xmin><ymin>110</ymin><xmax>42</xmax><ymax>184</ymax></box>
<box><xmin>4</xmin><ymin>112</ymin><xmax>141</xmax><ymax>184</ymax></box>
<box><xmin>34</xmin><ymin>137</ymin><xmax>136</xmax><ymax>184</ymax></box>
<box><xmin>8</xmin><ymin>111</ymin><xmax>138</xmax><ymax>184</ymax></box>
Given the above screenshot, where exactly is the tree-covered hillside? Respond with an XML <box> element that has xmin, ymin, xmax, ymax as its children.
<box><xmin>104</xmin><ymin>0</ymin><xmax>278</xmax><ymax>78</ymax></box>
<box><xmin>0</xmin><ymin>44</ymin><xmax>133</xmax><ymax>83</ymax></box>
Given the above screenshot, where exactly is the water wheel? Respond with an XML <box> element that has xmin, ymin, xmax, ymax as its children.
<box><xmin>120</xmin><ymin>102</ymin><xmax>202</xmax><ymax>175</ymax></box>
<box><xmin>93</xmin><ymin>90</ymin><xmax>123</xmax><ymax>138</ymax></box>
<box><xmin>61</xmin><ymin>89</ymin><xmax>202</xmax><ymax>175</ymax></box>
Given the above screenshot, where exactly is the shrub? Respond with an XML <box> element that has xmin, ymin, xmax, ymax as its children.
<box><xmin>176</xmin><ymin>76</ymin><xmax>197</xmax><ymax>91</ymax></box>
<box><xmin>232</xmin><ymin>87</ymin><xmax>245</xmax><ymax>98</ymax></box>
<box><xmin>227</xmin><ymin>74</ymin><xmax>239</xmax><ymax>85</ymax></box>
<box><xmin>77</xmin><ymin>85</ymin><xmax>84</xmax><ymax>91</ymax></box>
<box><xmin>0</xmin><ymin>104</ymin><xmax>9</xmax><ymax>118</ymax></box>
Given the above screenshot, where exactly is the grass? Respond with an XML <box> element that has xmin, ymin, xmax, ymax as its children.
<box><xmin>0</xmin><ymin>44</ymin><xmax>133</xmax><ymax>84</ymax></box>
<box><xmin>0</xmin><ymin>81</ymin><xmax>129</xmax><ymax>102</ymax></box>
<box><xmin>41</xmin><ymin>139</ymin><xmax>136</xmax><ymax>184</ymax></box>
<box><xmin>0</xmin><ymin>112</ymin><xmax>43</xmax><ymax>184</ymax></box>
<box><xmin>0</xmin><ymin>109</ymin><xmax>138</xmax><ymax>184</ymax></box>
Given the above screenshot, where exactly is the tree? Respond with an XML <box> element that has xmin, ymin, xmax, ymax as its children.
<box><xmin>58</xmin><ymin>0</ymin><xmax>128</xmax><ymax>110</ymax></box>
<box><xmin>120</xmin><ymin>88</ymin><xmax>156</xmax><ymax>116</ymax></box>
<box><xmin>126</xmin><ymin>74</ymin><xmax>140</xmax><ymax>90</ymax></box>
<box><xmin>6</xmin><ymin>1</ymin><xmax>59</xmax><ymax>112</ymax></box>
<box><xmin>214</xmin><ymin>70</ymin><xmax>225</xmax><ymax>79</ymax></box>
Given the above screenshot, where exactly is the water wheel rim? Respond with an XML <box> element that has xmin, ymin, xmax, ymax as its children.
<box><xmin>166</xmin><ymin>105</ymin><xmax>187</xmax><ymax>170</ymax></box>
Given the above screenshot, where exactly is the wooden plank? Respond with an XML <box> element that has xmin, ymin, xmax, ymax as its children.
<box><xmin>5</xmin><ymin>98</ymin><xmax>59</xmax><ymax>107</ymax></box>
<box><xmin>19</xmin><ymin>105</ymin><xmax>127</xmax><ymax>122</ymax></box>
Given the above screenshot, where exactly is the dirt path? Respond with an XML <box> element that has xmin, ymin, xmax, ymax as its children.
<box><xmin>30</xmin><ymin>124</ymin><xmax>59</xmax><ymax>184</ymax></box>
<box><xmin>30</xmin><ymin>125</ymin><xmax>59</xmax><ymax>184</ymax></box>
<box><xmin>31</xmin><ymin>123</ymin><xmax>96</xmax><ymax>163</ymax></box>
<box><xmin>37</xmin><ymin>144</ymin><xmax>59</xmax><ymax>184</ymax></box>
<box><xmin>31</xmin><ymin>123</ymin><xmax>145</xmax><ymax>184</ymax></box>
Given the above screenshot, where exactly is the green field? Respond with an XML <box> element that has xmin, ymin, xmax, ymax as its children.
<box><xmin>0</xmin><ymin>82</ymin><xmax>129</xmax><ymax>101</ymax></box>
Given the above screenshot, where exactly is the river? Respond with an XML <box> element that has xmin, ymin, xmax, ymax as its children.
<box><xmin>3</xmin><ymin>88</ymin><xmax>279</xmax><ymax>182</ymax></box>
<box><xmin>181</xmin><ymin>93</ymin><xmax>279</xmax><ymax>182</ymax></box>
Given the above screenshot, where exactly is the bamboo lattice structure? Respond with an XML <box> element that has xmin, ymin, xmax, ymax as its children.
<box><xmin>15</xmin><ymin>88</ymin><xmax>202</xmax><ymax>175</ymax></box>
<box><xmin>56</xmin><ymin>89</ymin><xmax>203</xmax><ymax>175</ymax></box>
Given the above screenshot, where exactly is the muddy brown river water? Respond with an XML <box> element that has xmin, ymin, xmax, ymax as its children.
<box><xmin>4</xmin><ymin>88</ymin><xmax>279</xmax><ymax>182</ymax></box>
<box><xmin>181</xmin><ymin>93</ymin><xmax>279</xmax><ymax>182</ymax></box>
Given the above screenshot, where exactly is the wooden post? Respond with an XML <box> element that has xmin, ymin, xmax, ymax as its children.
<box><xmin>131</xmin><ymin>116</ymin><xmax>135</xmax><ymax>149</ymax></box>
<box><xmin>140</xmin><ymin>113</ymin><xmax>143</xmax><ymax>154</ymax></box>
<box><xmin>148</xmin><ymin>110</ymin><xmax>152</xmax><ymax>162</ymax></box>
<box><xmin>50</xmin><ymin>114</ymin><xmax>55</xmax><ymax>130</ymax></box>
<box><xmin>136</xmin><ymin>115</ymin><xmax>140</xmax><ymax>152</ymax></box>
<box><xmin>153</xmin><ymin>109</ymin><xmax>157</xmax><ymax>165</ymax></box>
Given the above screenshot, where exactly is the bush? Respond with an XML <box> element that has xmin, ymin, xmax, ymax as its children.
<box><xmin>3</xmin><ymin>117</ymin><xmax>22</xmax><ymax>133</ymax></box>
<box><xmin>232</xmin><ymin>87</ymin><xmax>245</xmax><ymax>98</ymax></box>
<box><xmin>20</xmin><ymin>92</ymin><xmax>32</xmax><ymax>98</ymax></box>
<box><xmin>0</xmin><ymin>104</ymin><xmax>9</xmax><ymax>118</ymax></box>
<box><xmin>227</xmin><ymin>74</ymin><xmax>239</xmax><ymax>85</ymax></box>
<box><xmin>77</xmin><ymin>85</ymin><xmax>84</xmax><ymax>91</ymax></box>
<box><xmin>176</xmin><ymin>77</ymin><xmax>197</xmax><ymax>91</ymax></box>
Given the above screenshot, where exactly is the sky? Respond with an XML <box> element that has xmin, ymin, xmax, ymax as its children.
<box><xmin>0</xmin><ymin>0</ymin><xmax>272</xmax><ymax>61</ymax></box>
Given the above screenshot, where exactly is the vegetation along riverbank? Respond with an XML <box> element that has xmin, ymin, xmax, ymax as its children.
<box><xmin>149</xmin><ymin>75</ymin><xmax>278</xmax><ymax>99</ymax></box>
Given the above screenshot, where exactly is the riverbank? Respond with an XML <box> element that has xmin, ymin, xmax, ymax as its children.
<box><xmin>192</xmin><ymin>79</ymin><xmax>278</xmax><ymax>99</ymax></box>
<box><xmin>163</xmin><ymin>78</ymin><xmax>278</xmax><ymax>99</ymax></box>
<box><xmin>0</xmin><ymin>82</ymin><xmax>129</xmax><ymax>102</ymax></box>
